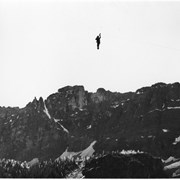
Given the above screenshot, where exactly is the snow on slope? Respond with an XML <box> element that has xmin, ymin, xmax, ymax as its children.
<box><xmin>148</xmin><ymin>109</ymin><xmax>163</xmax><ymax>113</ymax></box>
<box><xmin>54</xmin><ymin>118</ymin><xmax>60</xmax><ymax>123</ymax></box>
<box><xmin>120</xmin><ymin>149</ymin><xmax>143</xmax><ymax>155</ymax></box>
<box><xmin>164</xmin><ymin>161</ymin><xmax>180</xmax><ymax>170</ymax></box>
<box><xmin>43</xmin><ymin>102</ymin><xmax>70</xmax><ymax>134</ymax></box>
<box><xmin>111</xmin><ymin>104</ymin><xmax>119</xmax><ymax>108</ymax></box>
<box><xmin>53</xmin><ymin>117</ymin><xmax>69</xmax><ymax>133</ymax></box>
<box><xmin>59</xmin><ymin>148</ymin><xmax>81</xmax><ymax>160</ymax></box>
<box><xmin>148</xmin><ymin>106</ymin><xmax>180</xmax><ymax>114</ymax></box>
<box><xmin>87</xmin><ymin>125</ymin><xmax>92</xmax><ymax>129</ymax></box>
<box><xmin>59</xmin><ymin>123</ymin><xmax>69</xmax><ymax>134</ymax></box>
<box><xmin>173</xmin><ymin>136</ymin><xmax>180</xmax><ymax>145</ymax></box>
<box><xmin>167</xmin><ymin>106</ymin><xmax>180</xmax><ymax>110</ymax></box>
<box><xmin>80</xmin><ymin>141</ymin><xmax>97</xmax><ymax>158</ymax></box>
<box><xmin>162</xmin><ymin>129</ymin><xmax>169</xmax><ymax>133</ymax></box>
<box><xmin>27</xmin><ymin>158</ymin><xmax>39</xmax><ymax>167</ymax></box>
<box><xmin>164</xmin><ymin>156</ymin><xmax>179</xmax><ymax>164</ymax></box>
<box><xmin>43</xmin><ymin>102</ymin><xmax>51</xmax><ymax>119</ymax></box>
<box><xmin>57</xmin><ymin>141</ymin><xmax>97</xmax><ymax>160</ymax></box>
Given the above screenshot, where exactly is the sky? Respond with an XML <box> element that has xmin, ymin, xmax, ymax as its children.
<box><xmin>1</xmin><ymin>0</ymin><xmax>180</xmax><ymax>107</ymax></box>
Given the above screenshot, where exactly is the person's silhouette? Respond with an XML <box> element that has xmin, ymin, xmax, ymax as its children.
<box><xmin>95</xmin><ymin>33</ymin><xmax>101</xmax><ymax>50</ymax></box>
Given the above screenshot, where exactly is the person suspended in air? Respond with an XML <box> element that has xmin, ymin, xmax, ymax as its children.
<box><xmin>95</xmin><ymin>33</ymin><xmax>101</xmax><ymax>50</ymax></box>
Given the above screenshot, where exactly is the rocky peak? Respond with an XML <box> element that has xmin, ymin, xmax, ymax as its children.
<box><xmin>151</xmin><ymin>82</ymin><xmax>167</xmax><ymax>88</ymax></box>
<box><xmin>67</xmin><ymin>85</ymin><xmax>87</xmax><ymax>110</ymax></box>
<box><xmin>57</xmin><ymin>85</ymin><xmax>87</xmax><ymax>110</ymax></box>
<box><xmin>135</xmin><ymin>86</ymin><xmax>150</xmax><ymax>95</ymax></box>
<box><xmin>26</xmin><ymin>97</ymin><xmax>44</xmax><ymax>111</ymax></box>
<box><xmin>90</xmin><ymin>88</ymin><xmax>109</xmax><ymax>103</ymax></box>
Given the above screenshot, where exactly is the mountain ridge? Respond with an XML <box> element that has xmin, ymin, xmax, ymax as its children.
<box><xmin>0</xmin><ymin>82</ymin><xmax>180</xmax><ymax>161</ymax></box>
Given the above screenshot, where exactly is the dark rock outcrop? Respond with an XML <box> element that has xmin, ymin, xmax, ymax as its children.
<box><xmin>82</xmin><ymin>152</ymin><xmax>167</xmax><ymax>178</ymax></box>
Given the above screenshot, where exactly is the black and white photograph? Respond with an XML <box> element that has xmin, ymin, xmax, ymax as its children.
<box><xmin>0</xmin><ymin>0</ymin><xmax>180</xmax><ymax>178</ymax></box>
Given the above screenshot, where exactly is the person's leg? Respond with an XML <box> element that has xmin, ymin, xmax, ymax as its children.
<box><xmin>97</xmin><ymin>43</ymin><xmax>99</xmax><ymax>49</ymax></box>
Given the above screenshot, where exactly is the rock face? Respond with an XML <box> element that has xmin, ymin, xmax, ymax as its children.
<box><xmin>0</xmin><ymin>82</ymin><xmax>180</xmax><ymax>161</ymax></box>
<box><xmin>82</xmin><ymin>152</ymin><xmax>167</xmax><ymax>178</ymax></box>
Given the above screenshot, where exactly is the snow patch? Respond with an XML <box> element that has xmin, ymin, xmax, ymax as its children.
<box><xmin>60</xmin><ymin>149</ymin><xmax>80</xmax><ymax>160</ymax></box>
<box><xmin>87</xmin><ymin>125</ymin><xmax>92</xmax><ymax>129</ymax></box>
<box><xmin>171</xmin><ymin>99</ymin><xmax>180</xmax><ymax>102</ymax></box>
<box><xmin>80</xmin><ymin>141</ymin><xmax>97</xmax><ymax>158</ymax></box>
<box><xmin>164</xmin><ymin>156</ymin><xmax>179</xmax><ymax>164</ymax></box>
<box><xmin>111</xmin><ymin>104</ymin><xmax>119</xmax><ymax>108</ymax></box>
<box><xmin>54</xmin><ymin>118</ymin><xmax>60</xmax><ymax>123</ymax></box>
<box><xmin>70</xmin><ymin>114</ymin><xmax>75</xmax><ymax>117</ymax></box>
<box><xmin>43</xmin><ymin>102</ymin><xmax>51</xmax><ymax>119</ymax></box>
<box><xmin>9</xmin><ymin>119</ymin><xmax>12</xmax><ymax>123</ymax></box>
<box><xmin>173</xmin><ymin>170</ymin><xmax>180</xmax><ymax>178</ymax></box>
<box><xmin>167</xmin><ymin>106</ymin><xmax>180</xmax><ymax>110</ymax></box>
<box><xmin>148</xmin><ymin>109</ymin><xmax>163</xmax><ymax>113</ymax></box>
<box><xmin>59</xmin><ymin>123</ymin><xmax>69</xmax><ymax>134</ymax></box>
<box><xmin>136</xmin><ymin>91</ymin><xmax>143</xmax><ymax>95</ymax></box>
<box><xmin>120</xmin><ymin>149</ymin><xmax>143</xmax><ymax>155</ymax></box>
<box><xmin>57</xmin><ymin>140</ymin><xmax>97</xmax><ymax>160</ymax></box>
<box><xmin>164</xmin><ymin>161</ymin><xmax>180</xmax><ymax>170</ymax></box>
<box><xmin>28</xmin><ymin>158</ymin><xmax>39</xmax><ymax>167</ymax></box>
<box><xmin>148</xmin><ymin>106</ymin><xmax>180</xmax><ymax>114</ymax></box>
<box><xmin>173</xmin><ymin>136</ymin><xmax>180</xmax><ymax>145</ymax></box>
<box><xmin>162</xmin><ymin>129</ymin><xmax>169</xmax><ymax>133</ymax></box>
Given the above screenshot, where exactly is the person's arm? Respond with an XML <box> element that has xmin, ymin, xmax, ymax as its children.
<box><xmin>99</xmin><ymin>33</ymin><xmax>101</xmax><ymax>39</ymax></box>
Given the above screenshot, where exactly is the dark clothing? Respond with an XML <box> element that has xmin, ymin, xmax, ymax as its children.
<box><xmin>95</xmin><ymin>34</ymin><xmax>101</xmax><ymax>49</ymax></box>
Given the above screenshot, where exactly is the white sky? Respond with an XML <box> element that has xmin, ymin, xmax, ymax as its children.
<box><xmin>1</xmin><ymin>0</ymin><xmax>180</xmax><ymax>107</ymax></box>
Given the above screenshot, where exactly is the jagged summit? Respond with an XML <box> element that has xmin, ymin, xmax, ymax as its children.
<box><xmin>0</xmin><ymin>82</ymin><xmax>180</xmax><ymax>161</ymax></box>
